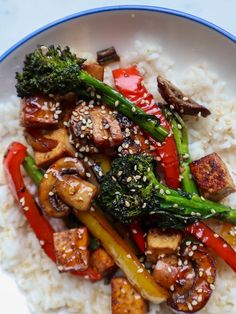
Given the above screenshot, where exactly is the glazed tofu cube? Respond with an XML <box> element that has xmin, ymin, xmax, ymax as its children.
<box><xmin>90</xmin><ymin>248</ymin><xmax>116</xmax><ymax>277</ymax></box>
<box><xmin>190</xmin><ymin>153</ymin><xmax>235</xmax><ymax>201</ymax></box>
<box><xmin>146</xmin><ymin>229</ymin><xmax>182</xmax><ymax>263</ymax></box>
<box><xmin>111</xmin><ymin>277</ymin><xmax>148</xmax><ymax>314</ymax></box>
<box><xmin>34</xmin><ymin>128</ymin><xmax>75</xmax><ymax>167</ymax></box>
<box><xmin>83</xmin><ymin>63</ymin><xmax>104</xmax><ymax>81</ymax></box>
<box><xmin>21</xmin><ymin>96</ymin><xmax>61</xmax><ymax>128</ymax></box>
<box><xmin>53</xmin><ymin>227</ymin><xmax>89</xmax><ymax>272</ymax></box>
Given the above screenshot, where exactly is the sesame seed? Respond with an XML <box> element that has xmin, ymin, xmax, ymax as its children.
<box><xmin>165</xmin><ymin>190</ymin><xmax>171</xmax><ymax>194</ymax></box>
<box><xmin>96</xmin><ymin>94</ymin><xmax>101</xmax><ymax>99</ymax></box>
<box><xmin>127</xmin><ymin>177</ymin><xmax>132</xmax><ymax>183</ymax></box>
<box><xmin>211</xmin><ymin>209</ymin><xmax>216</xmax><ymax>214</ymax></box>
<box><xmin>134</xmin><ymin>294</ymin><xmax>141</xmax><ymax>300</ymax></box>
<box><xmin>199</xmin><ymin>271</ymin><xmax>203</xmax><ymax>277</ymax></box>
<box><xmin>132</xmin><ymin>229</ymin><xmax>137</xmax><ymax>234</ymax></box>
<box><xmin>187</xmin><ymin>303</ymin><xmax>193</xmax><ymax>311</ymax></box>
<box><xmin>112</xmin><ymin>176</ymin><xmax>117</xmax><ymax>181</ymax></box>
<box><xmin>137</xmin><ymin>268</ymin><xmax>143</xmax><ymax>273</ymax></box>
<box><xmin>125</xmin><ymin>200</ymin><xmax>130</xmax><ymax>207</ymax></box>
<box><xmin>170</xmin><ymin>285</ymin><xmax>175</xmax><ymax>292</ymax></box>
<box><xmin>192</xmin><ymin>300</ymin><xmax>198</xmax><ymax>306</ymax></box>
<box><xmin>19</xmin><ymin>197</ymin><xmax>25</xmax><ymax>206</ymax></box>
<box><xmin>114</xmin><ymin>100</ymin><xmax>120</xmax><ymax>107</ymax></box>
<box><xmin>197</xmin><ymin>295</ymin><xmax>203</xmax><ymax>302</ymax></box>
<box><xmin>132</xmin><ymin>106</ymin><xmax>136</xmax><ymax>112</ymax></box>
<box><xmin>214</xmin><ymin>233</ymin><xmax>219</xmax><ymax>238</ymax></box>
<box><xmin>178</xmin><ymin>259</ymin><xmax>182</xmax><ymax>266</ymax></box>
<box><xmin>188</xmin><ymin>251</ymin><xmax>194</xmax><ymax>257</ymax></box>
<box><xmin>197</xmin><ymin>288</ymin><xmax>203</xmax><ymax>293</ymax></box>
<box><xmin>192</xmin><ymin>245</ymin><xmax>197</xmax><ymax>251</ymax></box>
<box><xmin>126</xmin><ymin>254</ymin><xmax>131</xmax><ymax>259</ymax></box>
<box><xmin>23</xmin><ymin>206</ymin><xmax>29</xmax><ymax>211</ymax></box>
<box><xmin>183</xmin><ymin>96</ymin><xmax>189</xmax><ymax>101</ymax></box>
<box><xmin>143</xmin><ymin>176</ymin><xmax>147</xmax><ymax>182</ymax></box>
<box><xmin>86</xmin><ymin>172</ymin><xmax>91</xmax><ymax>178</ymax></box>
<box><xmin>223</xmin><ymin>243</ymin><xmax>228</xmax><ymax>248</ymax></box>
<box><xmin>48</xmin><ymin>191</ymin><xmax>54</xmax><ymax>196</ymax></box>
<box><xmin>159</xmin><ymin>189</ymin><xmax>164</xmax><ymax>194</ymax></box>
<box><xmin>142</xmin><ymin>203</ymin><xmax>147</xmax><ymax>209</ymax></box>
<box><xmin>210</xmin><ymin>284</ymin><xmax>215</xmax><ymax>290</ymax></box>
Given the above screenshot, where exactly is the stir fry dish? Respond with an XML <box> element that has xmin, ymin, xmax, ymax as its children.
<box><xmin>4</xmin><ymin>45</ymin><xmax>236</xmax><ymax>314</ymax></box>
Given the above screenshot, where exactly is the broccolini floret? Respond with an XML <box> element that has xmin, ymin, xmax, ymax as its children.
<box><xmin>99</xmin><ymin>155</ymin><xmax>236</xmax><ymax>227</ymax></box>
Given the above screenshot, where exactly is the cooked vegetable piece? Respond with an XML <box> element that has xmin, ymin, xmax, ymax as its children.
<box><xmin>170</xmin><ymin>111</ymin><xmax>198</xmax><ymax>194</ymax></box>
<box><xmin>190</xmin><ymin>152</ymin><xmax>235</xmax><ymax>201</ymax></box>
<box><xmin>90</xmin><ymin>248</ymin><xmax>116</xmax><ymax>277</ymax></box>
<box><xmin>3</xmin><ymin>142</ymin><xmax>56</xmax><ymax>261</ymax></box>
<box><xmin>157</xmin><ymin>75</ymin><xmax>211</xmax><ymax>117</ymax></box>
<box><xmin>55</xmin><ymin>174</ymin><xmax>97</xmax><ymax>211</ymax></box>
<box><xmin>111</xmin><ymin>277</ymin><xmax>148</xmax><ymax>314</ymax></box>
<box><xmin>16</xmin><ymin>45</ymin><xmax>168</xmax><ymax>142</ymax></box>
<box><xmin>113</xmin><ymin>66</ymin><xmax>180</xmax><ymax>189</ymax></box>
<box><xmin>90</xmin><ymin>106</ymin><xmax>123</xmax><ymax>148</ymax></box>
<box><xmin>97</xmin><ymin>46</ymin><xmax>120</xmax><ymax>65</ymax></box>
<box><xmin>168</xmin><ymin>244</ymin><xmax>216</xmax><ymax>313</ymax></box>
<box><xmin>186</xmin><ymin>221</ymin><xmax>236</xmax><ymax>272</ymax></box>
<box><xmin>21</xmin><ymin>95</ymin><xmax>61</xmax><ymax>128</ymax></box>
<box><xmin>25</xmin><ymin>128</ymin><xmax>58</xmax><ymax>152</ymax></box>
<box><xmin>34</xmin><ymin>128</ymin><xmax>76</xmax><ymax>167</ymax></box>
<box><xmin>75</xmin><ymin>207</ymin><xmax>169</xmax><ymax>303</ymax></box>
<box><xmin>153</xmin><ymin>254</ymin><xmax>195</xmax><ymax>292</ymax></box>
<box><xmin>100</xmin><ymin>155</ymin><xmax>236</xmax><ymax>226</ymax></box>
<box><xmin>39</xmin><ymin>157</ymin><xmax>97</xmax><ymax>217</ymax></box>
<box><xmin>83</xmin><ymin>63</ymin><xmax>104</xmax><ymax>81</ymax></box>
<box><xmin>53</xmin><ymin>227</ymin><xmax>89</xmax><ymax>272</ymax></box>
<box><xmin>146</xmin><ymin>229</ymin><xmax>182</xmax><ymax>262</ymax></box>
<box><xmin>70</xmin><ymin>103</ymin><xmax>123</xmax><ymax>152</ymax></box>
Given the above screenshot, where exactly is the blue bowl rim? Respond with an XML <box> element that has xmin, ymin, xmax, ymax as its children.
<box><xmin>0</xmin><ymin>4</ymin><xmax>236</xmax><ymax>63</ymax></box>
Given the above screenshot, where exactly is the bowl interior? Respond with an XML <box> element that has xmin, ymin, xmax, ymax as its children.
<box><xmin>0</xmin><ymin>8</ymin><xmax>236</xmax><ymax>102</ymax></box>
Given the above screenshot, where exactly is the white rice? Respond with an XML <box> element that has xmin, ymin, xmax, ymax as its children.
<box><xmin>0</xmin><ymin>40</ymin><xmax>236</xmax><ymax>313</ymax></box>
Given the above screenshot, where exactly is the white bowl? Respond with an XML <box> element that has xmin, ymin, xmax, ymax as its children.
<box><xmin>0</xmin><ymin>5</ymin><xmax>235</xmax><ymax>313</ymax></box>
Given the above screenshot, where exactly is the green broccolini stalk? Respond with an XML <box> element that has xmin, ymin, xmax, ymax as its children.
<box><xmin>99</xmin><ymin>155</ymin><xmax>236</xmax><ymax>227</ymax></box>
<box><xmin>16</xmin><ymin>45</ymin><xmax>168</xmax><ymax>142</ymax></box>
<box><xmin>169</xmin><ymin>111</ymin><xmax>198</xmax><ymax>194</ymax></box>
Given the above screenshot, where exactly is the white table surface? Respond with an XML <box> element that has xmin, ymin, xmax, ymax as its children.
<box><xmin>0</xmin><ymin>0</ymin><xmax>236</xmax><ymax>313</ymax></box>
<box><xmin>0</xmin><ymin>0</ymin><xmax>236</xmax><ymax>56</ymax></box>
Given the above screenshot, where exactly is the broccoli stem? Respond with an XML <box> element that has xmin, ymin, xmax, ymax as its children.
<box><xmin>23</xmin><ymin>155</ymin><xmax>44</xmax><ymax>185</ymax></box>
<box><xmin>79</xmin><ymin>71</ymin><xmax>168</xmax><ymax>142</ymax></box>
<box><xmin>170</xmin><ymin>112</ymin><xmax>198</xmax><ymax>194</ymax></box>
<box><xmin>146</xmin><ymin>170</ymin><xmax>236</xmax><ymax>224</ymax></box>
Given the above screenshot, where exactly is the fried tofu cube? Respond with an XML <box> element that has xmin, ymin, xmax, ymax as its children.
<box><xmin>146</xmin><ymin>229</ymin><xmax>182</xmax><ymax>263</ymax></box>
<box><xmin>111</xmin><ymin>277</ymin><xmax>148</xmax><ymax>314</ymax></box>
<box><xmin>21</xmin><ymin>96</ymin><xmax>61</xmax><ymax>128</ymax></box>
<box><xmin>190</xmin><ymin>153</ymin><xmax>235</xmax><ymax>201</ymax></box>
<box><xmin>53</xmin><ymin>227</ymin><xmax>89</xmax><ymax>272</ymax></box>
<box><xmin>34</xmin><ymin>128</ymin><xmax>75</xmax><ymax>167</ymax></box>
<box><xmin>83</xmin><ymin>63</ymin><xmax>104</xmax><ymax>81</ymax></box>
<box><xmin>90</xmin><ymin>248</ymin><xmax>116</xmax><ymax>277</ymax></box>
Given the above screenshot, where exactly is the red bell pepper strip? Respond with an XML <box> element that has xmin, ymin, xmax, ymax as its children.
<box><xmin>3</xmin><ymin>142</ymin><xmax>101</xmax><ymax>281</ymax></box>
<box><xmin>112</xmin><ymin>66</ymin><xmax>180</xmax><ymax>189</ymax></box>
<box><xmin>129</xmin><ymin>222</ymin><xmax>146</xmax><ymax>252</ymax></box>
<box><xmin>186</xmin><ymin>221</ymin><xmax>236</xmax><ymax>273</ymax></box>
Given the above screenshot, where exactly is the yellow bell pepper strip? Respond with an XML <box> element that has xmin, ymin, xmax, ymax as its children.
<box><xmin>75</xmin><ymin>206</ymin><xmax>169</xmax><ymax>303</ymax></box>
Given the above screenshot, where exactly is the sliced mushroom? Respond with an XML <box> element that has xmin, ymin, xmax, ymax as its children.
<box><xmin>168</xmin><ymin>244</ymin><xmax>216</xmax><ymax>313</ymax></box>
<box><xmin>38</xmin><ymin>157</ymin><xmax>97</xmax><ymax>217</ymax></box>
<box><xmin>157</xmin><ymin>75</ymin><xmax>211</xmax><ymax>117</ymax></box>
<box><xmin>70</xmin><ymin>102</ymin><xmax>123</xmax><ymax>153</ymax></box>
